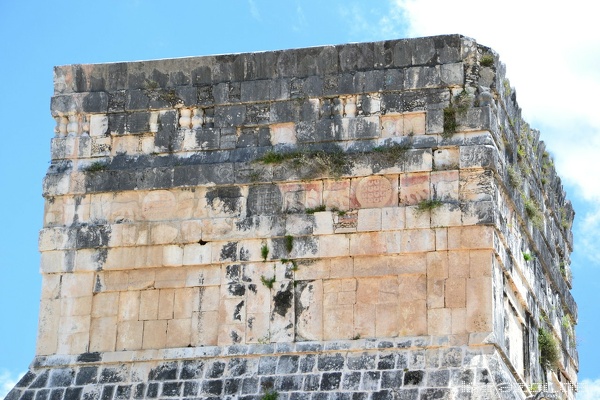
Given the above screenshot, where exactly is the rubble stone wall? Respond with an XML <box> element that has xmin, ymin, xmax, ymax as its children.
<box><xmin>6</xmin><ymin>34</ymin><xmax>576</xmax><ymax>400</ymax></box>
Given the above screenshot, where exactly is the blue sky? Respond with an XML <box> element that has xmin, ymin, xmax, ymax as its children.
<box><xmin>1</xmin><ymin>0</ymin><xmax>599</xmax><ymax>397</ymax></box>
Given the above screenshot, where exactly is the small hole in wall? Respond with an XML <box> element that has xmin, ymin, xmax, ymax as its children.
<box><xmin>198</xmin><ymin>239</ymin><xmax>208</xmax><ymax>245</ymax></box>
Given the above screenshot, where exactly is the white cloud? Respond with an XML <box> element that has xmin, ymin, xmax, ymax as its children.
<box><xmin>577</xmin><ymin>378</ymin><xmax>600</xmax><ymax>400</ymax></box>
<box><xmin>248</xmin><ymin>0</ymin><xmax>261</xmax><ymax>21</ymax></box>
<box><xmin>0</xmin><ymin>370</ymin><xmax>24</xmax><ymax>399</ymax></box>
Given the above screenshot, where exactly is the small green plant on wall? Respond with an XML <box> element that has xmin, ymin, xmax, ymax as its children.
<box><xmin>415</xmin><ymin>199</ymin><xmax>443</xmax><ymax>214</ymax></box>
<box><xmin>538</xmin><ymin>327</ymin><xmax>560</xmax><ymax>370</ymax></box>
<box><xmin>261</xmin><ymin>243</ymin><xmax>269</xmax><ymax>261</ymax></box>
<box><xmin>284</xmin><ymin>235</ymin><xmax>294</xmax><ymax>253</ymax></box>
<box><xmin>261</xmin><ymin>390</ymin><xmax>279</xmax><ymax>400</ymax></box>
<box><xmin>260</xmin><ymin>275</ymin><xmax>276</xmax><ymax>289</ymax></box>
<box><xmin>523</xmin><ymin>252</ymin><xmax>533</xmax><ymax>262</ymax></box>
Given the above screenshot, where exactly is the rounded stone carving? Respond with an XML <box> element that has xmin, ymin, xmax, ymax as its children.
<box><xmin>355</xmin><ymin>176</ymin><xmax>393</xmax><ymax>208</ymax></box>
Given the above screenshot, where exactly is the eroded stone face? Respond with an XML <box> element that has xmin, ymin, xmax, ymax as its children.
<box><xmin>14</xmin><ymin>34</ymin><xmax>577</xmax><ymax>400</ymax></box>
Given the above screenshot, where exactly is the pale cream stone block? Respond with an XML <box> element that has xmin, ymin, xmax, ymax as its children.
<box><xmin>323</xmin><ymin>292</ymin><xmax>337</xmax><ymax>307</ymax></box>
<box><xmin>199</xmin><ymin>286</ymin><xmax>220</xmax><ymax>312</ymax></box>
<box><xmin>246</xmin><ymin>279</ymin><xmax>271</xmax><ymax>314</ymax></box>
<box><xmin>470</xmin><ymin>249</ymin><xmax>493</xmax><ymax>277</ymax></box>
<box><xmin>392</xmin><ymin>253</ymin><xmax>428</xmax><ymax>274</ymax></box>
<box><xmin>61</xmin><ymin>296</ymin><xmax>93</xmax><ymax>317</ymax></box>
<box><xmin>466</xmin><ymin>277</ymin><xmax>493</xmax><ymax>332</ymax></box>
<box><xmin>400</xmin><ymin>172</ymin><xmax>430</xmax><ymax>205</ymax></box>
<box><xmin>61</xmin><ymin>273</ymin><xmax>94</xmax><ymax>298</ymax></box>
<box><xmin>402</xmin><ymin>229</ymin><xmax>435</xmax><ymax>253</ymax></box>
<box><xmin>41</xmin><ymin>274</ymin><xmax>62</xmax><ymax>300</ymax></box>
<box><xmin>353</xmin><ymin>256</ymin><xmax>391</xmax><ymax>277</ymax></box>
<box><xmin>430</xmin><ymin>203</ymin><xmax>462</xmax><ymax>228</ymax></box>
<box><xmin>57</xmin><ymin>332</ymin><xmax>89</xmax><ymax>355</ymax></box>
<box><xmin>354</xmin><ymin>303</ymin><xmax>376</xmax><ymax>338</ymax></box>
<box><xmin>174</xmin><ymin>287</ymin><xmax>197</xmax><ymax>319</ymax></box>
<box><xmin>404</xmin><ymin>112</ymin><xmax>426</xmax><ymax>135</ymax></box>
<box><xmin>36</xmin><ymin>298</ymin><xmax>60</xmax><ymax>355</ymax></box>
<box><xmin>351</xmin><ymin>175</ymin><xmax>397</xmax><ymax>209</ymax></box>
<box><xmin>89</xmin><ymin>316</ymin><xmax>117</xmax><ymax>352</ymax></box>
<box><xmin>102</xmin><ymin>270</ymin><xmax>130</xmax><ymax>291</ymax></box>
<box><xmin>427</xmin><ymin>278</ymin><xmax>445</xmax><ymax>308</ymax></box>
<box><xmin>59</xmin><ymin>315</ymin><xmax>91</xmax><ymax>334</ymax></box>
<box><xmin>112</xmin><ymin>135</ymin><xmax>140</xmax><ymax>155</ymax></box>
<box><xmin>145</xmin><ymin>245</ymin><xmax>164</xmax><ymax>268</ymax></box>
<box><xmin>405</xmin><ymin>205</ymin><xmax>431</xmax><ymax>229</ymax></box>
<box><xmin>40</xmin><ymin>251</ymin><xmax>67</xmax><ymax>273</ymax></box>
<box><xmin>433</xmin><ymin>147</ymin><xmax>459</xmax><ymax>170</ymax></box>
<box><xmin>451</xmin><ymin>308</ymin><xmax>467</xmax><ymax>334</ymax></box>
<box><xmin>90</xmin><ymin>114</ymin><xmax>108</xmax><ymax>137</ymax></box>
<box><xmin>139</xmin><ymin>290</ymin><xmax>159</xmax><ymax>320</ymax></box>
<box><xmin>116</xmin><ymin>320</ymin><xmax>144</xmax><ymax>350</ymax></box>
<box><xmin>323</xmin><ymin>179</ymin><xmax>350</xmax><ymax>211</ymax></box>
<box><xmin>163</xmin><ymin>245</ymin><xmax>183</xmax><ymax>267</ymax></box>
<box><xmin>270</xmin><ymin>122</ymin><xmax>297</xmax><ymax>145</ymax></box>
<box><xmin>459</xmin><ymin>170</ymin><xmax>494</xmax><ymax>202</ymax></box>
<box><xmin>448</xmin><ymin>251</ymin><xmax>470</xmax><ymax>278</ymax></box>
<box><xmin>350</xmin><ymin>232</ymin><xmax>387</xmax><ymax>256</ymax></box>
<box><xmin>142</xmin><ymin>190</ymin><xmax>177</xmax><ymax>221</ymax></box>
<box><xmin>140</xmin><ymin>135</ymin><xmax>155</xmax><ymax>154</ymax></box>
<box><xmin>293</xmin><ymin>259</ymin><xmax>330</xmax><ymax>280</ymax></box>
<box><xmin>186</xmin><ymin>265</ymin><xmax>221</xmax><ymax>287</ymax></box>
<box><xmin>448</xmin><ymin>226</ymin><xmax>494</xmax><ymax>250</ymax></box>
<box><xmin>428</xmin><ymin>308</ymin><xmax>452</xmax><ymax>335</ymax></box>
<box><xmin>431</xmin><ymin>170</ymin><xmax>459</xmax><ymax>202</ymax></box>
<box><xmin>323</xmin><ymin>304</ymin><xmax>353</xmax><ymax>340</ymax></box>
<box><xmin>381</xmin><ymin>114</ymin><xmax>404</xmax><ymax>137</ymax></box>
<box><xmin>445</xmin><ymin>278</ymin><xmax>466</xmax><ymax>308</ymax></box>
<box><xmin>357</xmin><ymin>208</ymin><xmax>382</xmax><ymax>232</ymax></box>
<box><xmin>142</xmin><ymin>320</ymin><xmax>167</xmax><ymax>349</ymax></box>
<box><xmin>167</xmin><ymin>319</ymin><xmax>192</xmax><ymax>347</ymax></box>
<box><xmin>128</xmin><ymin>269</ymin><xmax>155</xmax><ymax>290</ymax></box>
<box><xmin>180</xmin><ymin>220</ymin><xmax>203</xmax><ymax>243</ymax></box>
<box><xmin>356</xmin><ymin>278</ymin><xmax>379</xmax><ymax>305</ymax></box>
<box><xmin>109</xmin><ymin>199</ymin><xmax>140</xmax><ymax>224</ymax></box>
<box><xmin>154</xmin><ymin>268</ymin><xmax>187</xmax><ymax>289</ymax></box>
<box><xmin>398</xmin><ymin>299</ymin><xmax>427</xmax><ymax>336</ymax></box>
<box><xmin>313</xmin><ymin>211</ymin><xmax>334</xmax><ymax>235</ymax></box>
<box><xmin>118</xmin><ymin>291</ymin><xmax>140</xmax><ymax>321</ymax></box>
<box><xmin>427</xmin><ymin>252</ymin><xmax>449</xmax><ymax>278</ymax></box>
<box><xmin>435</xmin><ymin>228</ymin><xmax>448</xmax><ymax>251</ymax></box>
<box><xmin>376</xmin><ymin>303</ymin><xmax>399</xmax><ymax>337</ymax></box>
<box><xmin>295</xmin><ymin>280</ymin><xmax>323</xmax><ymax>341</ymax></box>
<box><xmin>318</xmin><ymin>235</ymin><xmax>350</xmax><ymax>258</ymax></box>
<box><xmin>398</xmin><ymin>274</ymin><xmax>426</xmax><ymax>301</ymax></box>
<box><xmin>44</xmin><ymin>197</ymin><xmax>65</xmax><ymax>227</ymax></box>
<box><xmin>158</xmin><ymin>289</ymin><xmax>175</xmax><ymax>320</ymax></box>
<box><xmin>219</xmin><ymin>298</ymin><xmax>246</xmax><ymax>325</ymax></box>
<box><xmin>192</xmin><ymin>311</ymin><xmax>219</xmax><ymax>346</ymax></box>
<box><xmin>183</xmin><ymin>243</ymin><xmax>212</xmax><ymax>266</ymax></box>
<box><xmin>150</xmin><ymin>223</ymin><xmax>179</xmax><ymax>245</ymax></box>
<box><xmin>90</xmin><ymin>136</ymin><xmax>111</xmax><ymax>157</ymax></box>
<box><xmin>381</xmin><ymin>207</ymin><xmax>405</xmax><ymax>231</ymax></box>
<box><xmin>378</xmin><ymin>278</ymin><xmax>399</xmax><ymax>303</ymax></box>
<box><xmin>39</xmin><ymin>227</ymin><xmax>70</xmax><ymax>251</ymax></box>
<box><xmin>246</xmin><ymin>312</ymin><xmax>271</xmax><ymax>343</ymax></box>
<box><xmin>74</xmin><ymin>249</ymin><xmax>101</xmax><ymax>272</ymax></box>
<box><xmin>218</xmin><ymin>323</ymin><xmax>246</xmax><ymax>345</ymax></box>
<box><xmin>338</xmin><ymin>291</ymin><xmax>356</xmax><ymax>305</ymax></box>
<box><xmin>330</xmin><ymin>258</ymin><xmax>353</xmax><ymax>278</ymax></box>
<box><xmin>384</xmin><ymin>231</ymin><xmax>402</xmax><ymax>254</ymax></box>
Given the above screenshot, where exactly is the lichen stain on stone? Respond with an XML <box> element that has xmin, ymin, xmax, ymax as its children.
<box><xmin>206</xmin><ymin>186</ymin><xmax>241</xmax><ymax>214</ymax></box>
<box><xmin>228</xmin><ymin>283</ymin><xmax>246</xmax><ymax>297</ymax></box>
<box><xmin>220</xmin><ymin>242</ymin><xmax>238</xmax><ymax>261</ymax></box>
<box><xmin>225</xmin><ymin>264</ymin><xmax>241</xmax><ymax>282</ymax></box>
<box><xmin>273</xmin><ymin>282</ymin><xmax>293</xmax><ymax>317</ymax></box>
<box><xmin>233</xmin><ymin>301</ymin><xmax>244</xmax><ymax>321</ymax></box>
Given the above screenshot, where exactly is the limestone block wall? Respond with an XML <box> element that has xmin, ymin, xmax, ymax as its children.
<box><xmin>7</xmin><ymin>34</ymin><xmax>576</xmax><ymax>400</ymax></box>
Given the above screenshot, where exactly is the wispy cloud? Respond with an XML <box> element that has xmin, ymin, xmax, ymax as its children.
<box><xmin>292</xmin><ymin>2</ymin><xmax>307</xmax><ymax>32</ymax></box>
<box><xmin>248</xmin><ymin>0</ymin><xmax>261</xmax><ymax>21</ymax></box>
<box><xmin>578</xmin><ymin>379</ymin><xmax>600</xmax><ymax>400</ymax></box>
<box><xmin>0</xmin><ymin>370</ymin><xmax>24</xmax><ymax>399</ymax></box>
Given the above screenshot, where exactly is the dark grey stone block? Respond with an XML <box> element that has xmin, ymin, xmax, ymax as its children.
<box><xmin>125</xmin><ymin>90</ymin><xmax>149</xmax><ymax>111</ymax></box>
<box><xmin>403</xmin><ymin>370</ymin><xmax>424</xmax><ymax>386</ymax></box>
<box><xmin>427</xmin><ymin>369</ymin><xmax>450</xmax><ymax>387</ymax></box>
<box><xmin>347</xmin><ymin>353</ymin><xmax>376</xmax><ymax>370</ymax></box>
<box><xmin>381</xmin><ymin>370</ymin><xmax>403</xmax><ymax>389</ymax></box>
<box><xmin>30</xmin><ymin>371</ymin><xmax>49</xmax><ymax>389</ymax></box>
<box><xmin>148</xmin><ymin>362</ymin><xmax>178</xmax><ymax>381</ymax></box>
<box><xmin>161</xmin><ymin>382</ymin><xmax>182</xmax><ymax>397</ymax></box>
<box><xmin>192</xmin><ymin>65</ymin><xmax>213</xmax><ymax>86</ymax></box>
<box><xmin>107</xmin><ymin>63</ymin><xmax>127</xmax><ymax>90</ymax></box>
<box><xmin>214</xmin><ymin>105</ymin><xmax>246</xmax><ymax>128</ymax></box>
<box><xmin>49</xmin><ymin>368</ymin><xmax>74</xmax><ymax>387</ymax></box>
<box><xmin>338</xmin><ymin>42</ymin><xmax>374</xmax><ymax>72</ymax></box>
<box><xmin>76</xmin><ymin>367</ymin><xmax>98</xmax><ymax>385</ymax></box>
<box><xmin>361</xmin><ymin>371</ymin><xmax>380</xmax><ymax>391</ymax></box>
<box><xmin>275</xmin><ymin>375</ymin><xmax>303</xmax><ymax>391</ymax></box>
<box><xmin>108</xmin><ymin>90</ymin><xmax>126</xmax><ymax>113</ymax></box>
<box><xmin>245</xmin><ymin>104</ymin><xmax>270</xmax><ymax>125</ymax></box>
<box><xmin>100</xmin><ymin>386</ymin><xmax>114</xmax><ymax>400</ymax></box>
<box><xmin>320</xmin><ymin>372</ymin><xmax>342</xmax><ymax>391</ymax></box>
<box><xmin>303</xmin><ymin>374</ymin><xmax>320</xmax><ymax>391</ymax></box>
<box><xmin>20</xmin><ymin>390</ymin><xmax>35</xmax><ymax>400</ymax></box>
<box><xmin>298</xmin><ymin>354</ymin><xmax>316</xmax><ymax>373</ymax></box>
<box><xmin>241</xmin><ymin>80</ymin><xmax>271</xmax><ymax>102</ymax></box>
<box><xmin>114</xmin><ymin>385</ymin><xmax>130</xmax><ymax>400</ymax></box>
<box><xmin>83</xmin><ymin>92</ymin><xmax>108</xmax><ymax>113</ymax></box>
<box><xmin>35</xmin><ymin>389</ymin><xmax>50</xmax><ymax>400</ymax></box>
<box><xmin>317</xmin><ymin>354</ymin><xmax>345</xmax><ymax>371</ymax></box>
<box><xmin>49</xmin><ymin>389</ymin><xmax>64</xmax><ymax>400</ymax></box>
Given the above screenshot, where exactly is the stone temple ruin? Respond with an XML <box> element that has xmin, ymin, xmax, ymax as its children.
<box><xmin>6</xmin><ymin>34</ymin><xmax>577</xmax><ymax>400</ymax></box>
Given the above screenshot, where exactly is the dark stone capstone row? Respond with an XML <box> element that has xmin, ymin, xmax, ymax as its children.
<box><xmin>6</xmin><ymin>346</ymin><xmax>522</xmax><ymax>400</ymax></box>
